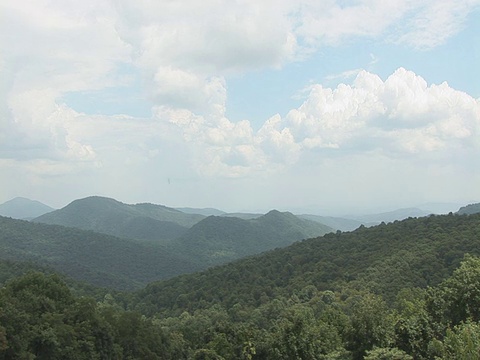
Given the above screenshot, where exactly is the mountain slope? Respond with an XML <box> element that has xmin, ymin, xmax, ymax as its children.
<box><xmin>457</xmin><ymin>202</ymin><xmax>480</xmax><ymax>215</ymax></box>
<box><xmin>0</xmin><ymin>216</ymin><xmax>202</xmax><ymax>290</ymax></box>
<box><xmin>168</xmin><ymin>210</ymin><xmax>333</xmax><ymax>266</ymax></box>
<box><xmin>0</xmin><ymin>197</ymin><xmax>55</xmax><ymax>219</ymax></box>
<box><xmin>33</xmin><ymin>196</ymin><xmax>205</xmax><ymax>241</ymax></box>
<box><xmin>134</xmin><ymin>213</ymin><xmax>480</xmax><ymax>316</ymax></box>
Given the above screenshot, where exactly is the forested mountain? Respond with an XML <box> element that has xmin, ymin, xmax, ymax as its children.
<box><xmin>168</xmin><ymin>210</ymin><xmax>333</xmax><ymax>266</ymax></box>
<box><xmin>33</xmin><ymin>196</ymin><xmax>205</xmax><ymax>242</ymax></box>
<box><xmin>457</xmin><ymin>202</ymin><xmax>480</xmax><ymax>215</ymax></box>
<box><xmin>134</xmin><ymin>213</ymin><xmax>480</xmax><ymax>316</ymax></box>
<box><xmin>0</xmin><ymin>197</ymin><xmax>55</xmax><ymax>220</ymax></box>
<box><xmin>2</xmin><ymin>213</ymin><xmax>480</xmax><ymax>359</ymax></box>
<box><xmin>0</xmin><ymin>216</ymin><xmax>202</xmax><ymax>290</ymax></box>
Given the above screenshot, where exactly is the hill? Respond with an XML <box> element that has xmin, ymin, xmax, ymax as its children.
<box><xmin>167</xmin><ymin>210</ymin><xmax>333</xmax><ymax>266</ymax></box>
<box><xmin>3</xmin><ymin>213</ymin><xmax>480</xmax><ymax>359</ymax></box>
<box><xmin>33</xmin><ymin>196</ymin><xmax>205</xmax><ymax>242</ymax></box>
<box><xmin>0</xmin><ymin>216</ymin><xmax>202</xmax><ymax>290</ymax></box>
<box><xmin>457</xmin><ymin>202</ymin><xmax>480</xmax><ymax>215</ymax></box>
<box><xmin>133</xmin><ymin>212</ymin><xmax>480</xmax><ymax>316</ymax></box>
<box><xmin>0</xmin><ymin>197</ymin><xmax>55</xmax><ymax>219</ymax></box>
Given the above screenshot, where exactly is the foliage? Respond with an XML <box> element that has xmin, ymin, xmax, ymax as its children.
<box><xmin>0</xmin><ymin>216</ymin><xmax>202</xmax><ymax>290</ymax></box>
<box><xmin>33</xmin><ymin>196</ymin><xmax>204</xmax><ymax>241</ymax></box>
<box><xmin>135</xmin><ymin>213</ymin><xmax>480</xmax><ymax>316</ymax></box>
<box><xmin>169</xmin><ymin>210</ymin><xmax>332</xmax><ymax>267</ymax></box>
<box><xmin>364</xmin><ymin>347</ymin><xmax>413</xmax><ymax>359</ymax></box>
<box><xmin>2</xmin><ymin>212</ymin><xmax>480</xmax><ymax>358</ymax></box>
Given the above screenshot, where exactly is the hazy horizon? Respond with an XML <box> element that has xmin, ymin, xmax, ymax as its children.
<box><xmin>1</xmin><ymin>1</ymin><xmax>479</xmax><ymax>214</ymax></box>
<box><xmin>0</xmin><ymin>194</ymin><xmax>471</xmax><ymax>218</ymax></box>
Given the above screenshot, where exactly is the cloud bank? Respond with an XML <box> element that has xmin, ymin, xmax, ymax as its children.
<box><xmin>1</xmin><ymin>0</ymin><xmax>479</xmax><ymax>209</ymax></box>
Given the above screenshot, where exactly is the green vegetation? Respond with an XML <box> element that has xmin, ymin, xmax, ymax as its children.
<box><xmin>33</xmin><ymin>196</ymin><xmax>205</xmax><ymax>242</ymax></box>
<box><xmin>169</xmin><ymin>210</ymin><xmax>333</xmax><ymax>266</ymax></box>
<box><xmin>2</xmin><ymin>254</ymin><xmax>480</xmax><ymax>359</ymax></box>
<box><xmin>136</xmin><ymin>213</ymin><xmax>480</xmax><ymax>316</ymax></box>
<box><xmin>0</xmin><ymin>216</ymin><xmax>202</xmax><ymax>290</ymax></box>
<box><xmin>2</xmin><ymin>211</ymin><xmax>480</xmax><ymax>358</ymax></box>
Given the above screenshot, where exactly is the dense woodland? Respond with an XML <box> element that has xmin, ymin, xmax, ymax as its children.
<box><xmin>1</xmin><ymin>210</ymin><xmax>480</xmax><ymax>358</ymax></box>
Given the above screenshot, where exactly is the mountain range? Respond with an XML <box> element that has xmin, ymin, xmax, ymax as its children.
<box><xmin>2</xmin><ymin>195</ymin><xmax>479</xmax><ymax>291</ymax></box>
<box><xmin>0</xmin><ymin>196</ymin><xmax>333</xmax><ymax>289</ymax></box>
<box><xmin>33</xmin><ymin>196</ymin><xmax>205</xmax><ymax>242</ymax></box>
<box><xmin>1</xmin><ymin>197</ymin><xmax>480</xmax><ymax>359</ymax></box>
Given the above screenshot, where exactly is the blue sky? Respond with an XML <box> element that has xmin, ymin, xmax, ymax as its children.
<box><xmin>1</xmin><ymin>0</ymin><xmax>479</xmax><ymax>214</ymax></box>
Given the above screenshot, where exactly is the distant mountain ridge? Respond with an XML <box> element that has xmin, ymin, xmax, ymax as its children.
<box><xmin>34</xmin><ymin>196</ymin><xmax>205</xmax><ymax>242</ymax></box>
<box><xmin>175</xmin><ymin>207</ymin><xmax>226</xmax><ymax>216</ymax></box>
<box><xmin>344</xmin><ymin>207</ymin><xmax>431</xmax><ymax>225</ymax></box>
<box><xmin>298</xmin><ymin>214</ymin><xmax>364</xmax><ymax>232</ymax></box>
<box><xmin>0</xmin><ymin>197</ymin><xmax>55</xmax><ymax>219</ymax></box>
<box><xmin>169</xmin><ymin>209</ymin><xmax>333</xmax><ymax>266</ymax></box>
<box><xmin>33</xmin><ymin>196</ymin><xmax>335</xmax><ymax>267</ymax></box>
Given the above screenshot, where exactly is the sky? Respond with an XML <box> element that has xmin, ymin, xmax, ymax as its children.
<box><xmin>1</xmin><ymin>0</ymin><xmax>479</xmax><ymax>215</ymax></box>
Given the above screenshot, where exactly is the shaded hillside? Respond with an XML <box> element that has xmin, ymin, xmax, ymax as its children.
<box><xmin>33</xmin><ymin>196</ymin><xmax>205</xmax><ymax>242</ymax></box>
<box><xmin>457</xmin><ymin>202</ymin><xmax>480</xmax><ymax>215</ymax></box>
<box><xmin>134</xmin><ymin>213</ymin><xmax>480</xmax><ymax>316</ymax></box>
<box><xmin>0</xmin><ymin>216</ymin><xmax>202</xmax><ymax>290</ymax></box>
<box><xmin>0</xmin><ymin>197</ymin><xmax>55</xmax><ymax>219</ymax></box>
<box><xmin>168</xmin><ymin>210</ymin><xmax>333</xmax><ymax>266</ymax></box>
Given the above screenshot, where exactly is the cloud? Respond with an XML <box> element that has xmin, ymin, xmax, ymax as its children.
<box><xmin>155</xmin><ymin>68</ymin><xmax>479</xmax><ymax>177</ymax></box>
<box><xmin>295</xmin><ymin>0</ymin><xmax>480</xmax><ymax>49</ymax></box>
<box><xmin>394</xmin><ymin>0</ymin><xmax>480</xmax><ymax>49</ymax></box>
<box><xmin>114</xmin><ymin>0</ymin><xmax>296</xmax><ymax>74</ymax></box>
<box><xmin>284</xmin><ymin>68</ymin><xmax>479</xmax><ymax>156</ymax></box>
<box><xmin>1</xmin><ymin>0</ymin><xmax>479</xmax><ymax>208</ymax></box>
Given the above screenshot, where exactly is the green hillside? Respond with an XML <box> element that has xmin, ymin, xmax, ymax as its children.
<box><xmin>134</xmin><ymin>212</ymin><xmax>480</xmax><ymax>316</ymax></box>
<box><xmin>168</xmin><ymin>210</ymin><xmax>333</xmax><ymax>266</ymax></box>
<box><xmin>33</xmin><ymin>196</ymin><xmax>205</xmax><ymax>242</ymax></box>
<box><xmin>2</xmin><ymin>213</ymin><xmax>480</xmax><ymax>359</ymax></box>
<box><xmin>0</xmin><ymin>216</ymin><xmax>202</xmax><ymax>290</ymax></box>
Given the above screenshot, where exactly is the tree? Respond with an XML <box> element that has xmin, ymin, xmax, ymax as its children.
<box><xmin>364</xmin><ymin>347</ymin><xmax>413</xmax><ymax>360</ymax></box>
<box><xmin>435</xmin><ymin>320</ymin><xmax>480</xmax><ymax>359</ymax></box>
<box><xmin>346</xmin><ymin>293</ymin><xmax>395</xmax><ymax>360</ymax></box>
